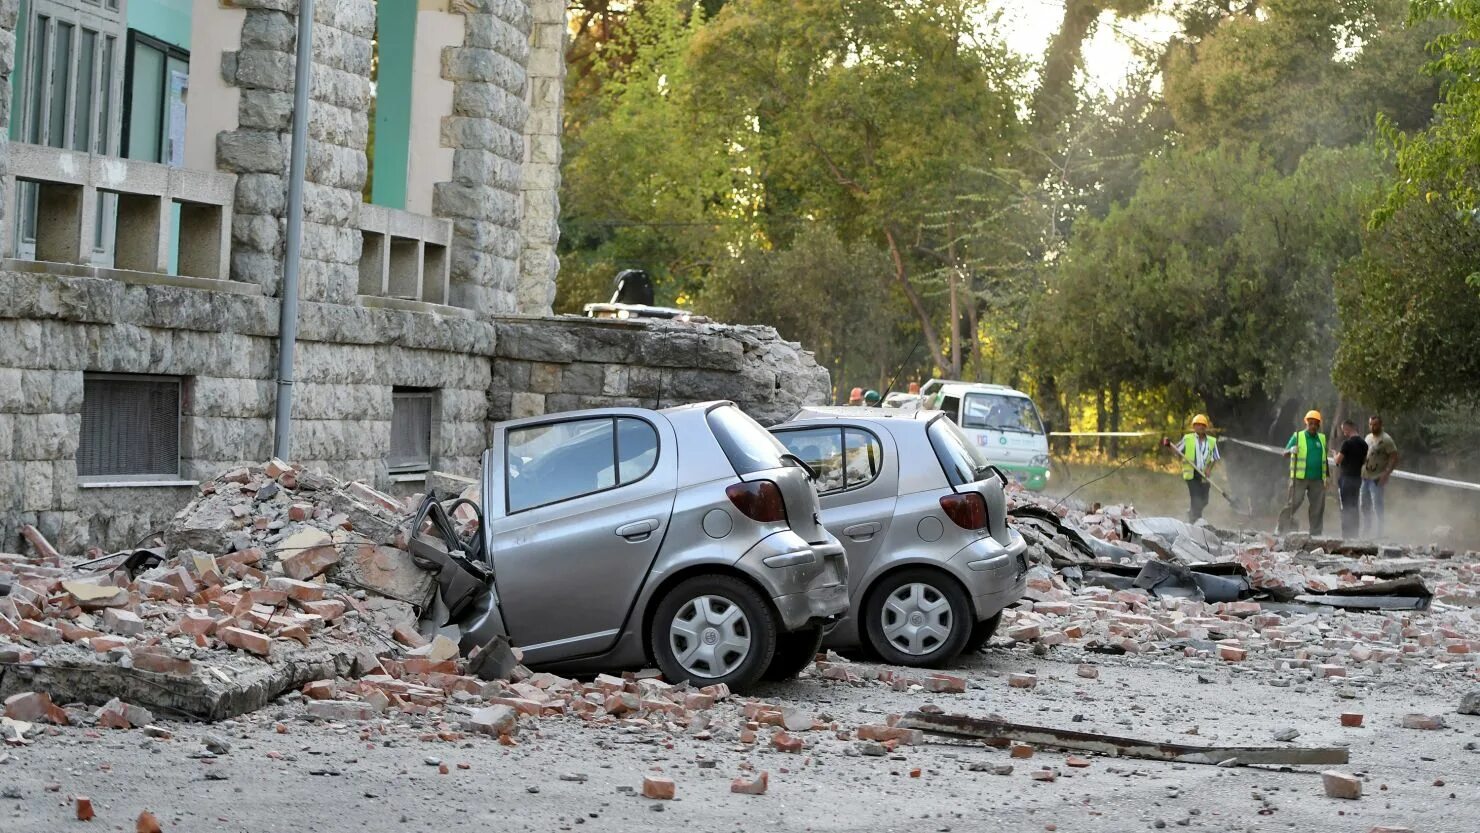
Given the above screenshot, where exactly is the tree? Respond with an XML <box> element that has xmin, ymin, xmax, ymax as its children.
<box><xmin>1034</xmin><ymin>143</ymin><xmax>1378</xmax><ymax>440</ymax></box>
<box><xmin>1335</xmin><ymin>196</ymin><xmax>1480</xmax><ymax>409</ymax></box>
<box><xmin>695</xmin><ymin>227</ymin><xmax>909</xmax><ymax>397</ymax></box>
<box><xmin>684</xmin><ymin>0</ymin><xmax>1026</xmax><ymax>376</ymax></box>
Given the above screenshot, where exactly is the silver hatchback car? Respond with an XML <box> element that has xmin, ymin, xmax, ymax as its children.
<box><xmin>772</xmin><ymin>407</ymin><xmax>1028</xmax><ymax>667</ymax></box>
<box><xmin>476</xmin><ymin>402</ymin><xmax>850</xmax><ymax>690</ymax></box>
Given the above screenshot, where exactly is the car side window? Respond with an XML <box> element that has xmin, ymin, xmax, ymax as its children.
<box><xmin>843</xmin><ymin>429</ymin><xmax>882</xmax><ymax>489</ymax></box>
<box><xmin>773</xmin><ymin>428</ymin><xmax>844</xmax><ymax>494</ymax></box>
<box><xmin>616</xmin><ymin>417</ymin><xmax>659</xmax><ymax>484</ymax></box>
<box><xmin>506</xmin><ymin>416</ymin><xmax>660</xmax><ymax>513</ymax></box>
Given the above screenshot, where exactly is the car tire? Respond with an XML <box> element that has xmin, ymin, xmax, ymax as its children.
<box><xmin>862</xmin><ymin>568</ymin><xmax>971</xmax><ymax>668</ymax></box>
<box><xmin>761</xmin><ymin>625</ymin><xmax>824</xmax><ymax>681</ymax></box>
<box><xmin>963</xmin><ymin>613</ymin><xmax>1002</xmax><ymax>654</ymax></box>
<box><xmin>650</xmin><ymin>575</ymin><xmax>777</xmax><ymax>691</ymax></box>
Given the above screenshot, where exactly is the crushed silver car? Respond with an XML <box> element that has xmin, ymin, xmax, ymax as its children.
<box><xmin>771</xmin><ymin>406</ymin><xmax>1028</xmax><ymax>667</ymax></box>
<box><xmin>466</xmin><ymin>402</ymin><xmax>848</xmax><ymax>690</ymax></box>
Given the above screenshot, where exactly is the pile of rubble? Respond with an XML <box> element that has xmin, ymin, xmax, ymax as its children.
<box><xmin>991</xmin><ymin>488</ymin><xmax>1479</xmax><ymax>688</ymax></box>
<box><xmin>0</xmin><ymin>460</ymin><xmax>495</xmax><ymax>725</ymax></box>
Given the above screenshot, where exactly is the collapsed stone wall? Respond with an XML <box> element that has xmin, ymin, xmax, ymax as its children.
<box><xmin>0</xmin><ymin>270</ymin><xmax>496</xmax><ymax>553</ymax></box>
<box><xmin>490</xmin><ymin>316</ymin><xmax>832</xmax><ymax>427</ymax></box>
<box><xmin>0</xmin><ymin>270</ymin><xmax>831</xmax><ymax>554</ymax></box>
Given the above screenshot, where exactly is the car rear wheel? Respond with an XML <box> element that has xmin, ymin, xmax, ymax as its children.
<box><xmin>650</xmin><ymin>575</ymin><xmax>776</xmax><ymax>691</ymax></box>
<box><xmin>963</xmin><ymin>613</ymin><xmax>1002</xmax><ymax>654</ymax></box>
<box><xmin>762</xmin><ymin>625</ymin><xmax>824</xmax><ymax>681</ymax></box>
<box><xmin>863</xmin><ymin>568</ymin><xmax>971</xmax><ymax>668</ymax></box>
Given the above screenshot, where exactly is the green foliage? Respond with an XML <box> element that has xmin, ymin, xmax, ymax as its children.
<box><xmin>694</xmin><ymin>227</ymin><xmax>909</xmax><ymax>396</ymax></box>
<box><xmin>1035</xmin><ymin>143</ymin><xmax>1379</xmax><ymax>429</ymax></box>
<box><xmin>1335</xmin><ymin>196</ymin><xmax>1480</xmax><ymax>408</ymax></box>
<box><xmin>1163</xmin><ymin>0</ymin><xmax>1440</xmax><ymax>169</ymax></box>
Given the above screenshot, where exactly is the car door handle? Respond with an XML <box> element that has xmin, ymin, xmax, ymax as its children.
<box><xmin>842</xmin><ymin>522</ymin><xmax>881</xmax><ymax>541</ymax></box>
<box><xmin>615</xmin><ymin>519</ymin><xmax>660</xmax><ymax>541</ymax></box>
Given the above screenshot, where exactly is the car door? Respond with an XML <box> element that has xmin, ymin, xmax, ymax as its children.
<box><xmin>772</xmin><ymin>424</ymin><xmax>896</xmax><ymax>578</ymax></box>
<box><xmin>482</xmin><ymin>410</ymin><xmax>678</xmax><ymax>664</ymax></box>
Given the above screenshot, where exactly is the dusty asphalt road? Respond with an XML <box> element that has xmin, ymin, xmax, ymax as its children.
<box><xmin>3</xmin><ymin>645</ymin><xmax>1476</xmax><ymax>833</ymax></box>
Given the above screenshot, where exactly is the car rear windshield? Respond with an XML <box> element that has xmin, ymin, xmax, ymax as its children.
<box><xmin>928</xmin><ymin>417</ymin><xmax>989</xmax><ymax>487</ymax></box>
<box><xmin>706</xmin><ymin>405</ymin><xmax>787</xmax><ymax>475</ymax></box>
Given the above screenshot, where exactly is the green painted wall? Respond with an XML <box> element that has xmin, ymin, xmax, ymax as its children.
<box><xmin>370</xmin><ymin>0</ymin><xmax>416</xmax><ymax>209</ymax></box>
<box><xmin>126</xmin><ymin>0</ymin><xmax>192</xmax><ymax>48</ymax></box>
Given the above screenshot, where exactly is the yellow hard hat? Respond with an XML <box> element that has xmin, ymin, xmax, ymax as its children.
<box><xmin>1191</xmin><ymin>414</ymin><xmax>1210</xmax><ymax>428</ymax></box>
<box><xmin>1304</xmin><ymin>410</ymin><xmax>1323</xmax><ymax>423</ymax></box>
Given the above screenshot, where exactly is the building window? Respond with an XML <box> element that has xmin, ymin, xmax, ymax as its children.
<box><xmin>389</xmin><ymin>388</ymin><xmax>435</xmax><ymax>474</ymax></box>
<box><xmin>122</xmin><ymin>31</ymin><xmax>189</xmax><ymax>166</ymax></box>
<box><xmin>12</xmin><ymin>0</ymin><xmax>126</xmax><ymax>264</ymax></box>
<box><xmin>77</xmin><ymin>374</ymin><xmax>182</xmax><ymax>481</ymax></box>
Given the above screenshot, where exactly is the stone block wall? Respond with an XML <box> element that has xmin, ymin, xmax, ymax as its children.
<box><xmin>0</xmin><ymin>270</ymin><xmax>498</xmax><ymax>553</ymax></box>
<box><xmin>490</xmin><ymin>317</ymin><xmax>832</xmax><ymax>427</ymax></box>
<box><xmin>216</xmin><ymin>0</ymin><xmax>375</xmax><ymax>301</ymax></box>
<box><xmin>515</xmin><ymin>0</ymin><xmax>565</xmax><ymax>316</ymax></box>
<box><xmin>435</xmin><ymin>0</ymin><xmax>532</xmax><ymax>318</ymax></box>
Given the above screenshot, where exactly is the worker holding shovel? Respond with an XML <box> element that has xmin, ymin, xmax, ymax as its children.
<box><xmin>1163</xmin><ymin>415</ymin><xmax>1221</xmax><ymax>523</ymax></box>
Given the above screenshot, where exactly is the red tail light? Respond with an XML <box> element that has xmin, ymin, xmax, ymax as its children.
<box><xmin>726</xmin><ymin>480</ymin><xmax>788</xmax><ymax>523</ymax></box>
<box><xmin>939</xmin><ymin>492</ymin><xmax>988</xmax><ymax>530</ymax></box>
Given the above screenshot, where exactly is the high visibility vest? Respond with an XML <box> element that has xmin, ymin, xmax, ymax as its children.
<box><xmin>1289</xmin><ymin>431</ymin><xmax>1328</xmax><ymax>480</ymax></box>
<box><xmin>1181</xmin><ymin>433</ymin><xmax>1217</xmax><ymax>481</ymax></box>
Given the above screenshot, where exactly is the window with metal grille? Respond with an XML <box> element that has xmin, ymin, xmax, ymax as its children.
<box><xmin>389</xmin><ymin>388</ymin><xmax>435</xmax><ymax>473</ymax></box>
<box><xmin>77</xmin><ymin>374</ymin><xmax>181</xmax><ymax>479</ymax></box>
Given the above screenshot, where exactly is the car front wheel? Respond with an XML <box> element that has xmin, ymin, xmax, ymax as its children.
<box><xmin>650</xmin><ymin>575</ymin><xmax>777</xmax><ymax>691</ymax></box>
<box><xmin>863</xmin><ymin>568</ymin><xmax>971</xmax><ymax>668</ymax></box>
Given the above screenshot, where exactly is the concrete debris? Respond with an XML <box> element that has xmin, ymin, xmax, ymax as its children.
<box><xmin>0</xmin><ymin>461</ymin><xmax>493</xmax><ymax>721</ymax></box>
<box><xmin>1457</xmin><ymin>690</ymin><xmax>1479</xmax><ymax>716</ymax></box>
<box><xmin>1322</xmin><ymin>770</ymin><xmax>1363</xmax><ymax>799</ymax></box>
<box><xmin>989</xmin><ymin>486</ymin><xmax>1478</xmax><ymax>687</ymax></box>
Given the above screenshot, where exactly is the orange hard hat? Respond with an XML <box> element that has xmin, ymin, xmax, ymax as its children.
<box><xmin>1191</xmin><ymin>414</ymin><xmax>1210</xmax><ymax>428</ymax></box>
<box><xmin>1304</xmin><ymin>410</ymin><xmax>1322</xmax><ymax>423</ymax></box>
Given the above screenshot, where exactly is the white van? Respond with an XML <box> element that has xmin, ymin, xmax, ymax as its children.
<box><xmin>916</xmin><ymin>381</ymin><xmax>1051</xmax><ymax>490</ymax></box>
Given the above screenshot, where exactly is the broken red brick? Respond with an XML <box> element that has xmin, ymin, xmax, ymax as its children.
<box><xmin>925</xmin><ymin>673</ymin><xmax>967</xmax><ymax>694</ymax></box>
<box><xmin>771</xmin><ymin>731</ymin><xmax>804</xmax><ymax>753</ymax></box>
<box><xmin>89</xmin><ymin>635</ymin><xmax>131</xmax><ymax>653</ymax></box>
<box><xmin>288</xmin><ymin>503</ymin><xmax>314</xmax><ymax>522</ymax></box>
<box><xmin>303</xmin><ymin>680</ymin><xmax>336</xmax><ymax>701</ymax></box>
<box><xmin>136</xmin><ymin>810</ymin><xmax>162</xmax><ymax>833</ymax></box>
<box><xmin>20</xmin><ymin>524</ymin><xmax>61</xmax><ymax>561</ymax></box>
<box><xmin>1030</xmin><ymin>768</ymin><xmax>1057</xmax><ymax>782</ymax></box>
<box><xmin>1217</xmin><ymin>644</ymin><xmax>1247</xmax><ymax>662</ymax></box>
<box><xmin>392</xmin><ymin>624</ymin><xmax>428</xmax><ymax>648</ymax></box>
<box><xmin>220</xmin><ymin>626</ymin><xmax>272</xmax><ymax>657</ymax></box>
<box><xmin>731</xmin><ymin>771</ymin><xmax>768</xmax><ymax>795</ymax></box>
<box><xmin>1010</xmin><ymin>743</ymin><xmax>1034</xmax><ymax>759</ymax></box>
<box><xmin>296</xmin><ymin>599</ymin><xmax>346</xmax><ymax>621</ymax></box>
<box><xmin>264</xmin><ymin>458</ymin><xmax>293</xmax><ymax>480</ymax></box>
<box><xmin>1007</xmin><ymin>624</ymin><xmax>1041</xmax><ymax>641</ymax></box>
<box><xmin>101</xmin><ymin>608</ymin><xmax>147</xmax><ymax>637</ymax></box>
<box><xmin>179</xmin><ymin>611</ymin><xmax>215</xmax><ymax>637</ymax></box>
<box><xmin>1322</xmin><ymin>770</ymin><xmax>1363</xmax><ymax>799</ymax></box>
<box><xmin>96</xmin><ymin>698</ymin><xmax>153</xmax><ymax>729</ymax></box>
<box><xmin>1399</xmin><ymin>714</ymin><xmax>1444</xmax><ymax>730</ymax></box>
<box><xmin>1008</xmin><ymin>673</ymin><xmax>1037</xmax><ymax>689</ymax></box>
<box><xmin>1065</xmin><ymin>755</ymin><xmax>1091</xmax><ymax>768</ymax></box>
<box><xmin>1339</xmin><ymin>713</ymin><xmax>1364</xmax><ymax>728</ymax></box>
<box><xmin>1076</xmin><ymin>664</ymin><xmax>1099</xmax><ymax>679</ymax></box>
<box><xmin>75</xmin><ymin>797</ymin><xmax>94</xmax><ymax>821</ymax></box>
<box><xmin>642</xmin><ymin>776</ymin><xmax>676</xmax><ymax>800</ymax></box>
<box><xmin>132</xmin><ymin>650</ymin><xmax>195</xmax><ymax>676</ymax></box>
<box><xmin>856</xmin><ymin>724</ymin><xmax>923</xmax><ymax>745</ymax></box>
<box><xmin>266</xmin><ymin>576</ymin><xmax>326</xmax><ymax>602</ymax></box>
<box><xmin>18</xmin><ymin>618</ymin><xmax>63</xmax><ymax>645</ymax></box>
<box><xmin>4</xmin><ymin>691</ymin><xmax>68</xmax><ymax>724</ymax></box>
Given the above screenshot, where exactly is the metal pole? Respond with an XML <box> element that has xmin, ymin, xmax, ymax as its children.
<box><xmin>273</xmin><ymin>0</ymin><xmax>316</xmax><ymax>460</ymax></box>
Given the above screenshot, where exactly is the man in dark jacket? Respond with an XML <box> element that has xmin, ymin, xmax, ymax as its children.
<box><xmin>1334</xmin><ymin>420</ymin><xmax>1367</xmax><ymax>539</ymax></box>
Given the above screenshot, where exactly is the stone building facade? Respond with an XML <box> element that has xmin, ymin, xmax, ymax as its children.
<box><xmin>0</xmin><ymin>0</ymin><xmax>828</xmax><ymax>554</ymax></box>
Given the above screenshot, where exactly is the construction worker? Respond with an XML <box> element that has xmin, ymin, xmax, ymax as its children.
<box><xmin>847</xmin><ymin>387</ymin><xmax>864</xmax><ymax>406</ymax></box>
<box><xmin>863</xmin><ymin>389</ymin><xmax>882</xmax><ymax>407</ymax></box>
<box><xmin>1166</xmin><ymin>415</ymin><xmax>1220</xmax><ymax>523</ymax></box>
<box><xmin>1277</xmin><ymin>410</ymin><xmax>1329</xmax><ymax>536</ymax></box>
